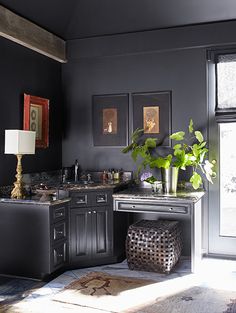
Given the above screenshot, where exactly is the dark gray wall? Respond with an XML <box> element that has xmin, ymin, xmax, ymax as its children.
<box><xmin>62</xmin><ymin>20</ymin><xmax>236</xmax><ymax>175</ymax></box>
<box><xmin>0</xmin><ymin>36</ymin><xmax>62</xmax><ymax>186</ymax></box>
<box><xmin>62</xmin><ymin>48</ymin><xmax>207</xmax><ymax>177</ymax></box>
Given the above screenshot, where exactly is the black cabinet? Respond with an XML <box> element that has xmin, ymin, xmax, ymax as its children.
<box><xmin>69</xmin><ymin>190</ymin><xmax>114</xmax><ymax>267</ymax></box>
<box><xmin>0</xmin><ymin>200</ymin><xmax>69</xmax><ymax>280</ymax></box>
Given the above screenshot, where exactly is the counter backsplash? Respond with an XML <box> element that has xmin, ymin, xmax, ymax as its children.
<box><xmin>0</xmin><ymin>169</ymin><xmax>133</xmax><ymax>198</ymax></box>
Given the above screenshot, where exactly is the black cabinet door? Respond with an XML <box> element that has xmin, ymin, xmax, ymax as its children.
<box><xmin>70</xmin><ymin>208</ymin><xmax>92</xmax><ymax>264</ymax></box>
<box><xmin>91</xmin><ymin>206</ymin><xmax>113</xmax><ymax>258</ymax></box>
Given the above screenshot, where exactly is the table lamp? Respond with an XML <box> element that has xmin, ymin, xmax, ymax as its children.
<box><xmin>5</xmin><ymin>130</ymin><xmax>36</xmax><ymax>199</ymax></box>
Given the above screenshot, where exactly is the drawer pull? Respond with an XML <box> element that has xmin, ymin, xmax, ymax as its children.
<box><xmin>56</xmin><ymin>230</ymin><xmax>64</xmax><ymax>235</ymax></box>
<box><xmin>54</xmin><ymin>207</ymin><xmax>65</xmax><ymax>219</ymax></box>
<box><xmin>57</xmin><ymin>254</ymin><xmax>64</xmax><ymax>257</ymax></box>
<box><xmin>132</xmin><ymin>205</ymin><xmax>136</xmax><ymax>208</ymax></box>
<box><xmin>88</xmin><ymin>211</ymin><xmax>92</xmax><ymax>214</ymax></box>
<box><xmin>55</xmin><ymin>212</ymin><xmax>63</xmax><ymax>217</ymax></box>
<box><xmin>169</xmin><ymin>208</ymin><xmax>173</xmax><ymax>211</ymax></box>
<box><xmin>96</xmin><ymin>194</ymin><xmax>107</xmax><ymax>203</ymax></box>
<box><xmin>76</xmin><ymin>200</ymin><xmax>86</xmax><ymax>203</ymax></box>
<box><xmin>93</xmin><ymin>210</ymin><xmax>96</xmax><ymax>214</ymax></box>
<box><xmin>75</xmin><ymin>195</ymin><xmax>87</xmax><ymax>204</ymax></box>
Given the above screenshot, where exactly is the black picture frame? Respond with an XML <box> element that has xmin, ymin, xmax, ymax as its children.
<box><xmin>92</xmin><ymin>93</ymin><xmax>129</xmax><ymax>146</ymax></box>
<box><xmin>132</xmin><ymin>91</ymin><xmax>172</xmax><ymax>146</ymax></box>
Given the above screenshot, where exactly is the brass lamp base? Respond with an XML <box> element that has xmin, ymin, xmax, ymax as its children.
<box><xmin>11</xmin><ymin>154</ymin><xmax>24</xmax><ymax>199</ymax></box>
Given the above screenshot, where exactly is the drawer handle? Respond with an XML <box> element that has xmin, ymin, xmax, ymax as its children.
<box><xmin>56</xmin><ymin>230</ymin><xmax>64</xmax><ymax>235</ymax></box>
<box><xmin>76</xmin><ymin>200</ymin><xmax>86</xmax><ymax>204</ymax></box>
<box><xmin>93</xmin><ymin>210</ymin><xmax>96</xmax><ymax>214</ymax></box>
<box><xmin>55</xmin><ymin>212</ymin><xmax>64</xmax><ymax>217</ymax></box>
<box><xmin>88</xmin><ymin>211</ymin><xmax>92</xmax><ymax>214</ymax></box>
<box><xmin>132</xmin><ymin>205</ymin><xmax>136</xmax><ymax>209</ymax></box>
<box><xmin>96</xmin><ymin>194</ymin><xmax>107</xmax><ymax>203</ymax></box>
<box><xmin>57</xmin><ymin>253</ymin><xmax>64</xmax><ymax>257</ymax></box>
<box><xmin>169</xmin><ymin>208</ymin><xmax>173</xmax><ymax>211</ymax></box>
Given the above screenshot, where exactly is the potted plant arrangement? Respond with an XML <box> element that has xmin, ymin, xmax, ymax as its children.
<box><xmin>122</xmin><ymin>119</ymin><xmax>216</xmax><ymax>193</ymax></box>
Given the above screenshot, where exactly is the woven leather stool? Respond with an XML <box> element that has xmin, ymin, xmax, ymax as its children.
<box><xmin>126</xmin><ymin>219</ymin><xmax>182</xmax><ymax>273</ymax></box>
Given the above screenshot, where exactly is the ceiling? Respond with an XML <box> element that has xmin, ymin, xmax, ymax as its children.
<box><xmin>1</xmin><ymin>0</ymin><xmax>236</xmax><ymax>40</ymax></box>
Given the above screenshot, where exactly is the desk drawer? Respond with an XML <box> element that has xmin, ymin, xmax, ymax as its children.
<box><xmin>115</xmin><ymin>201</ymin><xmax>188</xmax><ymax>214</ymax></box>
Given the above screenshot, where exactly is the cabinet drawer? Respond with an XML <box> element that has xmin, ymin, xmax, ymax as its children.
<box><xmin>115</xmin><ymin>200</ymin><xmax>189</xmax><ymax>214</ymax></box>
<box><xmin>53</xmin><ymin>222</ymin><xmax>66</xmax><ymax>242</ymax></box>
<box><xmin>70</xmin><ymin>190</ymin><xmax>112</xmax><ymax>207</ymax></box>
<box><xmin>52</xmin><ymin>206</ymin><xmax>66</xmax><ymax>222</ymax></box>
<box><xmin>53</xmin><ymin>242</ymin><xmax>67</xmax><ymax>269</ymax></box>
<box><xmin>94</xmin><ymin>192</ymin><xmax>110</xmax><ymax>205</ymax></box>
<box><xmin>70</xmin><ymin>193</ymin><xmax>91</xmax><ymax>207</ymax></box>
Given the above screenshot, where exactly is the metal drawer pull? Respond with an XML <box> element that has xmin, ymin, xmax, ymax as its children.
<box><xmin>132</xmin><ymin>205</ymin><xmax>136</xmax><ymax>208</ymax></box>
<box><xmin>96</xmin><ymin>194</ymin><xmax>107</xmax><ymax>203</ymax></box>
<box><xmin>56</xmin><ymin>230</ymin><xmax>64</xmax><ymax>235</ymax></box>
<box><xmin>169</xmin><ymin>208</ymin><xmax>173</xmax><ymax>211</ymax></box>
<box><xmin>57</xmin><ymin>253</ymin><xmax>64</xmax><ymax>257</ymax></box>
<box><xmin>93</xmin><ymin>210</ymin><xmax>96</xmax><ymax>213</ymax></box>
<box><xmin>76</xmin><ymin>195</ymin><xmax>87</xmax><ymax>204</ymax></box>
<box><xmin>88</xmin><ymin>211</ymin><xmax>92</xmax><ymax>214</ymax></box>
<box><xmin>55</xmin><ymin>212</ymin><xmax>64</xmax><ymax>217</ymax></box>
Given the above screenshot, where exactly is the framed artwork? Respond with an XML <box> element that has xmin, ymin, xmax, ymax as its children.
<box><xmin>132</xmin><ymin>91</ymin><xmax>171</xmax><ymax>146</ymax></box>
<box><xmin>92</xmin><ymin>94</ymin><xmax>129</xmax><ymax>146</ymax></box>
<box><xmin>23</xmin><ymin>94</ymin><xmax>49</xmax><ymax>148</ymax></box>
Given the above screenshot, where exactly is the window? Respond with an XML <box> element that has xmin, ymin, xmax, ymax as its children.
<box><xmin>216</xmin><ymin>53</ymin><xmax>236</xmax><ymax>237</ymax></box>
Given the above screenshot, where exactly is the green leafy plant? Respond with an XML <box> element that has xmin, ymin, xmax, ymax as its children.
<box><xmin>122</xmin><ymin>119</ymin><xmax>216</xmax><ymax>190</ymax></box>
<box><xmin>122</xmin><ymin>128</ymin><xmax>157</xmax><ymax>175</ymax></box>
<box><xmin>170</xmin><ymin>119</ymin><xmax>216</xmax><ymax>189</ymax></box>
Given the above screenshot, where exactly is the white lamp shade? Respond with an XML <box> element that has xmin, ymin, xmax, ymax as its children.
<box><xmin>5</xmin><ymin>130</ymin><xmax>36</xmax><ymax>155</ymax></box>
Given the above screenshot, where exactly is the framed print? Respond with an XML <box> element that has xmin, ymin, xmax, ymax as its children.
<box><xmin>132</xmin><ymin>91</ymin><xmax>171</xmax><ymax>146</ymax></box>
<box><xmin>23</xmin><ymin>94</ymin><xmax>49</xmax><ymax>148</ymax></box>
<box><xmin>92</xmin><ymin>94</ymin><xmax>128</xmax><ymax>146</ymax></box>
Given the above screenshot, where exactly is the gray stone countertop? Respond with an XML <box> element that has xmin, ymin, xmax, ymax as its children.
<box><xmin>0</xmin><ymin>181</ymin><xmax>130</xmax><ymax>205</ymax></box>
<box><xmin>61</xmin><ymin>180</ymin><xmax>129</xmax><ymax>191</ymax></box>
<box><xmin>0</xmin><ymin>197</ymin><xmax>71</xmax><ymax>206</ymax></box>
<box><xmin>112</xmin><ymin>187</ymin><xmax>205</xmax><ymax>203</ymax></box>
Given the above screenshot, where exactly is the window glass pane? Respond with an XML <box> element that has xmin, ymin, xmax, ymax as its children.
<box><xmin>220</xmin><ymin>123</ymin><xmax>236</xmax><ymax>236</ymax></box>
<box><xmin>217</xmin><ymin>54</ymin><xmax>236</xmax><ymax>109</ymax></box>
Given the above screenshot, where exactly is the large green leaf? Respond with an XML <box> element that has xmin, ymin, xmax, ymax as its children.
<box><xmin>145</xmin><ymin>176</ymin><xmax>157</xmax><ymax>184</ymax></box>
<box><xmin>199</xmin><ymin>141</ymin><xmax>207</xmax><ymax>149</ymax></box>
<box><xmin>170</xmin><ymin>131</ymin><xmax>185</xmax><ymax>141</ymax></box>
<box><xmin>150</xmin><ymin>156</ymin><xmax>172</xmax><ymax>169</ymax></box>
<box><xmin>122</xmin><ymin>143</ymin><xmax>134</xmax><ymax>154</ymax></box>
<box><xmin>173</xmin><ymin>144</ymin><xmax>182</xmax><ymax>150</ymax></box>
<box><xmin>192</xmin><ymin>144</ymin><xmax>200</xmax><ymax>157</ymax></box>
<box><xmin>188</xmin><ymin>119</ymin><xmax>194</xmax><ymax>133</ymax></box>
<box><xmin>190</xmin><ymin>172</ymin><xmax>202</xmax><ymax>189</ymax></box>
<box><xmin>195</xmin><ymin>131</ymin><xmax>204</xmax><ymax>143</ymax></box>
<box><xmin>131</xmin><ymin>128</ymin><xmax>143</xmax><ymax>143</ymax></box>
<box><xmin>145</xmin><ymin>138</ymin><xmax>157</xmax><ymax>148</ymax></box>
<box><xmin>173</xmin><ymin>143</ymin><xmax>182</xmax><ymax>156</ymax></box>
<box><xmin>174</xmin><ymin>150</ymin><xmax>187</xmax><ymax>169</ymax></box>
<box><xmin>199</xmin><ymin>148</ymin><xmax>208</xmax><ymax>163</ymax></box>
<box><xmin>131</xmin><ymin>147</ymin><xmax>141</xmax><ymax>162</ymax></box>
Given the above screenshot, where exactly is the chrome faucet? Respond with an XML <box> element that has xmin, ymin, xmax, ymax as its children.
<box><xmin>75</xmin><ymin>159</ymin><xmax>79</xmax><ymax>182</ymax></box>
<box><xmin>87</xmin><ymin>173</ymin><xmax>92</xmax><ymax>183</ymax></box>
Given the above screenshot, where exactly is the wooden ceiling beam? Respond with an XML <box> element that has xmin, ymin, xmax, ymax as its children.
<box><xmin>0</xmin><ymin>5</ymin><xmax>67</xmax><ymax>63</ymax></box>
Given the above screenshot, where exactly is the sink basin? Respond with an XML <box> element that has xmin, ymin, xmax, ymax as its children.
<box><xmin>62</xmin><ymin>181</ymin><xmax>110</xmax><ymax>189</ymax></box>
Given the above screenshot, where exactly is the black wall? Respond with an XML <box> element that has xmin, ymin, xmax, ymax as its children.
<box><xmin>0</xmin><ymin>37</ymin><xmax>62</xmax><ymax>186</ymax></box>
